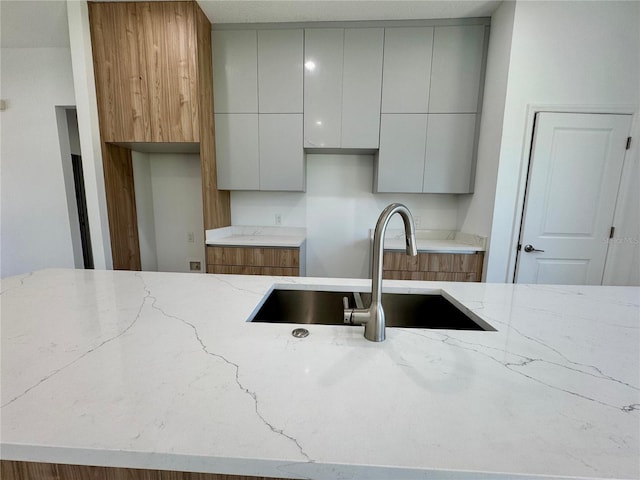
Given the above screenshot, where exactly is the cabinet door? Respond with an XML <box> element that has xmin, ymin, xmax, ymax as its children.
<box><xmin>257</xmin><ymin>29</ymin><xmax>303</xmax><ymax>113</ymax></box>
<box><xmin>138</xmin><ymin>2</ymin><xmax>199</xmax><ymax>142</ymax></box>
<box><xmin>423</xmin><ymin>114</ymin><xmax>477</xmax><ymax>193</ymax></box>
<box><xmin>381</xmin><ymin>27</ymin><xmax>433</xmax><ymax>114</ymax></box>
<box><xmin>341</xmin><ymin>28</ymin><xmax>384</xmax><ymax>149</ymax></box>
<box><xmin>429</xmin><ymin>25</ymin><xmax>486</xmax><ymax>113</ymax></box>
<box><xmin>259</xmin><ymin>114</ymin><xmax>305</xmax><ymax>191</ymax></box>
<box><xmin>214</xmin><ymin>114</ymin><xmax>259</xmax><ymax>190</ymax></box>
<box><xmin>212</xmin><ymin>30</ymin><xmax>258</xmax><ymax>113</ymax></box>
<box><xmin>304</xmin><ymin>28</ymin><xmax>344</xmax><ymax>148</ymax></box>
<box><xmin>376</xmin><ymin>114</ymin><xmax>427</xmax><ymax>193</ymax></box>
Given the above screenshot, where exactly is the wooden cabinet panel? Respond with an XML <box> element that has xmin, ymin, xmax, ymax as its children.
<box><xmin>207</xmin><ymin>265</ymin><xmax>299</xmax><ymax>276</ymax></box>
<box><xmin>383</xmin><ymin>251</ymin><xmax>483</xmax><ymax>282</ymax></box>
<box><xmin>207</xmin><ymin>247</ymin><xmax>300</xmax><ymax>276</ymax></box>
<box><xmin>137</xmin><ymin>2</ymin><xmax>199</xmax><ymax>142</ymax></box>
<box><xmin>90</xmin><ymin>2</ymin><xmax>199</xmax><ymax>143</ymax></box>
<box><xmin>195</xmin><ymin>5</ymin><xmax>231</xmax><ymax>230</ymax></box>
<box><xmin>89</xmin><ymin>2</ymin><xmax>150</xmax><ymax>143</ymax></box>
<box><xmin>1</xmin><ymin>459</ymin><xmax>289</xmax><ymax>480</ymax></box>
<box><xmin>102</xmin><ymin>143</ymin><xmax>141</xmax><ymax>270</ymax></box>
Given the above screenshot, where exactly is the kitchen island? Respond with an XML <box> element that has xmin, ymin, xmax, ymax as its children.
<box><xmin>1</xmin><ymin>269</ymin><xmax>638</xmax><ymax>479</ymax></box>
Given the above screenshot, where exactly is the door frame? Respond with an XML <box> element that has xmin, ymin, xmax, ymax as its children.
<box><xmin>504</xmin><ymin>103</ymin><xmax>636</xmax><ymax>283</ymax></box>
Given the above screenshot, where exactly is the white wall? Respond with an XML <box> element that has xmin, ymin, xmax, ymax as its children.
<box><xmin>232</xmin><ymin>154</ymin><xmax>460</xmax><ymax>278</ymax></box>
<box><xmin>132</xmin><ymin>153</ymin><xmax>205</xmax><ymax>273</ymax></box>
<box><xmin>485</xmin><ymin>0</ymin><xmax>640</xmax><ymax>282</ymax></box>
<box><xmin>0</xmin><ymin>48</ymin><xmax>77</xmax><ymax>277</ymax></box>
<box><xmin>457</xmin><ymin>0</ymin><xmax>515</xmax><ymax>272</ymax></box>
<box><xmin>132</xmin><ymin>151</ymin><xmax>158</xmax><ymax>272</ymax></box>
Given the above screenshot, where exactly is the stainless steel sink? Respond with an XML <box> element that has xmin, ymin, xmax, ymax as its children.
<box><xmin>249</xmin><ymin>289</ymin><xmax>495</xmax><ymax>331</ymax></box>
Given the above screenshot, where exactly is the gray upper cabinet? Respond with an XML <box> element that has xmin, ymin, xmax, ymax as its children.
<box><xmin>377</xmin><ymin>23</ymin><xmax>487</xmax><ymax>194</ymax></box>
<box><xmin>212</xmin><ymin>30</ymin><xmax>258</xmax><ymax>113</ymax></box>
<box><xmin>381</xmin><ymin>27</ymin><xmax>433</xmax><ymax>114</ymax></box>
<box><xmin>213</xmin><ymin>28</ymin><xmax>305</xmax><ymax>191</ymax></box>
<box><xmin>423</xmin><ymin>114</ymin><xmax>477</xmax><ymax>193</ymax></box>
<box><xmin>429</xmin><ymin>26</ymin><xmax>486</xmax><ymax>113</ymax></box>
<box><xmin>257</xmin><ymin>29</ymin><xmax>304</xmax><ymax>113</ymax></box>
<box><xmin>303</xmin><ymin>28</ymin><xmax>344</xmax><ymax>148</ymax></box>
<box><xmin>341</xmin><ymin>28</ymin><xmax>384</xmax><ymax>148</ymax></box>
<box><xmin>304</xmin><ymin>28</ymin><xmax>384</xmax><ymax>149</ymax></box>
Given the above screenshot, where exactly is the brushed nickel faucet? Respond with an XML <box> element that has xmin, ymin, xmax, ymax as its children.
<box><xmin>344</xmin><ymin>203</ymin><xmax>418</xmax><ymax>341</ymax></box>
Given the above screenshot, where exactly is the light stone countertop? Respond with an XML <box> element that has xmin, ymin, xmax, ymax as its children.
<box><xmin>1</xmin><ymin>269</ymin><xmax>638</xmax><ymax>480</ymax></box>
<box><xmin>206</xmin><ymin>226</ymin><xmax>306</xmax><ymax>248</ymax></box>
<box><xmin>373</xmin><ymin>229</ymin><xmax>487</xmax><ymax>253</ymax></box>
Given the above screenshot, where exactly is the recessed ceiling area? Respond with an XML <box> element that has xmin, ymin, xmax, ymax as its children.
<box><xmin>1</xmin><ymin>1</ymin><xmax>500</xmax><ymax>48</ymax></box>
<box><xmin>197</xmin><ymin>0</ymin><xmax>501</xmax><ymax>24</ymax></box>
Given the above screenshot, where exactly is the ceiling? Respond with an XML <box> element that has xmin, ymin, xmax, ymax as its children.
<box><xmin>0</xmin><ymin>0</ymin><xmax>500</xmax><ymax>48</ymax></box>
<box><xmin>197</xmin><ymin>1</ymin><xmax>501</xmax><ymax>24</ymax></box>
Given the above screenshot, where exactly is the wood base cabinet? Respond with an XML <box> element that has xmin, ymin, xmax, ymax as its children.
<box><xmin>383</xmin><ymin>251</ymin><xmax>484</xmax><ymax>282</ymax></box>
<box><xmin>206</xmin><ymin>247</ymin><xmax>300</xmax><ymax>276</ymax></box>
<box><xmin>1</xmin><ymin>460</ymin><xmax>288</xmax><ymax>480</ymax></box>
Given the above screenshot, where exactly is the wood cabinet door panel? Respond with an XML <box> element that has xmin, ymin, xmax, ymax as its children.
<box><xmin>89</xmin><ymin>2</ymin><xmax>150</xmax><ymax>142</ymax></box>
<box><xmin>137</xmin><ymin>2</ymin><xmax>199</xmax><ymax>142</ymax></box>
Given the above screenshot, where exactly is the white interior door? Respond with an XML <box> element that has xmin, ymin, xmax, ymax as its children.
<box><xmin>515</xmin><ymin>112</ymin><xmax>631</xmax><ymax>285</ymax></box>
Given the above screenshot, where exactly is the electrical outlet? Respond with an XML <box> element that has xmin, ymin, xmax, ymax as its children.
<box><xmin>189</xmin><ymin>261</ymin><xmax>201</xmax><ymax>272</ymax></box>
<box><xmin>187</xmin><ymin>232</ymin><xmax>195</xmax><ymax>243</ymax></box>
<box><xmin>275</xmin><ymin>213</ymin><xmax>282</xmax><ymax>225</ymax></box>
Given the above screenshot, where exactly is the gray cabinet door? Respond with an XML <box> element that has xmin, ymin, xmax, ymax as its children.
<box><xmin>212</xmin><ymin>30</ymin><xmax>258</xmax><ymax>113</ymax></box>
<box><xmin>341</xmin><ymin>28</ymin><xmax>384</xmax><ymax>149</ymax></box>
<box><xmin>376</xmin><ymin>114</ymin><xmax>427</xmax><ymax>193</ymax></box>
<box><xmin>381</xmin><ymin>27</ymin><xmax>433</xmax><ymax>114</ymax></box>
<box><xmin>304</xmin><ymin>28</ymin><xmax>344</xmax><ymax>148</ymax></box>
<box><xmin>429</xmin><ymin>25</ymin><xmax>486</xmax><ymax>113</ymax></box>
<box><xmin>214</xmin><ymin>114</ymin><xmax>259</xmax><ymax>190</ymax></box>
<box><xmin>423</xmin><ymin>114</ymin><xmax>477</xmax><ymax>193</ymax></box>
<box><xmin>259</xmin><ymin>114</ymin><xmax>305</xmax><ymax>191</ymax></box>
<box><xmin>257</xmin><ymin>29</ymin><xmax>303</xmax><ymax>114</ymax></box>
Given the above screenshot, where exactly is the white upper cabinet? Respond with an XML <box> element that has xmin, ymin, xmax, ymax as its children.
<box><xmin>423</xmin><ymin>114</ymin><xmax>477</xmax><ymax>193</ymax></box>
<box><xmin>304</xmin><ymin>28</ymin><xmax>384</xmax><ymax>149</ymax></box>
<box><xmin>257</xmin><ymin>29</ymin><xmax>303</xmax><ymax>113</ymax></box>
<box><xmin>303</xmin><ymin>28</ymin><xmax>344</xmax><ymax>148</ymax></box>
<box><xmin>429</xmin><ymin>26</ymin><xmax>486</xmax><ymax>113</ymax></box>
<box><xmin>341</xmin><ymin>28</ymin><xmax>384</xmax><ymax>149</ymax></box>
<box><xmin>381</xmin><ymin>27</ymin><xmax>433</xmax><ymax>114</ymax></box>
<box><xmin>212</xmin><ymin>30</ymin><xmax>258</xmax><ymax>113</ymax></box>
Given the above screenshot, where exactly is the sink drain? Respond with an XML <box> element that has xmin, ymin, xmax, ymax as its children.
<box><xmin>291</xmin><ymin>328</ymin><xmax>309</xmax><ymax>338</ymax></box>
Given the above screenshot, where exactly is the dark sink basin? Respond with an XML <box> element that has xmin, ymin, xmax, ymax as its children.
<box><xmin>249</xmin><ymin>289</ymin><xmax>495</xmax><ymax>331</ymax></box>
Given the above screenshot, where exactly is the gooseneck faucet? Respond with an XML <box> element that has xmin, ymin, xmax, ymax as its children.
<box><xmin>344</xmin><ymin>203</ymin><xmax>418</xmax><ymax>341</ymax></box>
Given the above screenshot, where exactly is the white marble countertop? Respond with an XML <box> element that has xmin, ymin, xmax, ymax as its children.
<box><xmin>375</xmin><ymin>229</ymin><xmax>486</xmax><ymax>253</ymax></box>
<box><xmin>206</xmin><ymin>226</ymin><xmax>306</xmax><ymax>248</ymax></box>
<box><xmin>1</xmin><ymin>269</ymin><xmax>638</xmax><ymax>479</ymax></box>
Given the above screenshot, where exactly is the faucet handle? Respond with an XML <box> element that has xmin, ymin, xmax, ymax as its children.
<box><xmin>343</xmin><ymin>296</ymin><xmax>353</xmax><ymax>324</ymax></box>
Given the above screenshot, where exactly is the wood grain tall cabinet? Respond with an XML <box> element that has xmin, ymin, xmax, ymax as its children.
<box><xmin>88</xmin><ymin>0</ymin><xmax>230</xmax><ymax>270</ymax></box>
